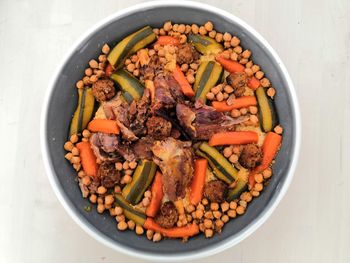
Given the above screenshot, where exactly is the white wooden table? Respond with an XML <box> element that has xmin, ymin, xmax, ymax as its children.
<box><xmin>1</xmin><ymin>0</ymin><xmax>349</xmax><ymax>262</ymax></box>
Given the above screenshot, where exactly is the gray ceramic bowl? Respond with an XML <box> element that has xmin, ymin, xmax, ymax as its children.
<box><xmin>41</xmin><ymin>1</ymin><xmax>301</xmax><ymax>261</ymax></box>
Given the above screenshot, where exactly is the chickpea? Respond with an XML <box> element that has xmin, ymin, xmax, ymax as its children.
<box><xmin>64</xmin><ymin>141</ymin><xmax>74</xmax><ymax>151</ymax></box>
<box><xmin>70</xmin><ymin>156</ymin><xmax>80</xmax><ymax>164</ymax></box>
<box><xmin>89</xmin><ymin>59</ymin><xmax>98</xmax><ymax>69</ymax></box>
<box><xmin>239</xmin><ymin>58</ymin><xmax>248</xmax><ymax>65</ymax></box>
<box><xmin>195</xmin><ymin>209</ymin><xmax>204</xmax><ymax>219</ymax></box>
<box><xmin>230</xmin><ymin>36</ymin><xmax>240</xmax><ymax>47</ymax></box>
<box><xmin>199</xmin><ymin>223</ymin><xmax>205</xmax><ymax>232</ymax></box>
<box><xmin>85</xmin><ymin>68</ymin><xmax>92</xmax><ymax>77</ymax></box>
<box><xmin>240</xmin><ymin>108</ymin><xmax>248</xmax><ymax>115</ymax></box>
<box><xmin>115</xmin><ymin>206</ymin><xmax>123</xmax><ymax>216</ymax></box>
<box><xmin>249</xmin><ymin>106</ymin><xmax>258</xmax><ymax>114</ymax></box>
<box><xmin>224</xmin><ymin>41</ymin><xmax>231</xmax><ymax>48</ymax></box>
<box><xmin>251</xmin><ymin>190</ymin><xmax>260</xmax><ymax>197</ymax></box>
<box><xmin>82</xmin><ymin>76</ymin><xmax>90</xmax><ymax>85</ymax></box>
<box><xmin>250</xmin><ymin>115</ymin><xmax>259</xmax><ymax>124</ymax></box>
<box><xmin>114</xmin><ymin>185</ymin><xmax>121</xmax><ymax>193</ymax></box>
<box><xmin>204</xmin><ymin>211</ymin><xmax>214</xmax><ymax>219</ymax></box>
<box><xmin>216</xmin><ymin>92</ymin><xmax>224</xmax><ymax>102</ymax></box>
<box><xmin>204</xmin><ymin>219</ymin><xmax>213</xmax><ymax>229</ymax></box>
<box><xmin>239</xmin><ymin>200</ymin><xmax>247</xmax><ymax>208</ymax></box>
<box><xmin>206</xmin><ymin>92</ymin><xmax>215</xmax><ymax>100</ymax></box>
<box><xmin>89</xmin><ymin>75</ymin><xmax>98</xmax><ymax>83</ymax></box>
<box><xmin>246</xmin><ymin>60</ymin><xmax>253</xmax><ymax>68</ymax></box>
<box><xmin>221</xmin><ymin>50</ymin><xmax>230</xmax><ymax>59</ymax></box>
<box><xmin>102</xmin><ymin>44</ymin><xmax>110</xmax><ymax>54</ymax></box>
<box><xmin>97</xmin><ymin>197</ymin><xmax>103</xmax><ymax>204</ymax></box>
<box><xmin>142</xmin><ymin>197</ymin><xmax>150</xmax><ymax>207</ymax></box>
<box><xmin>230</xmin><ymin>52</ymin><xmax>238</xmax><ymax>61</ymax></box>
<box><xmin>116</xmin><ymin>215</ymin><xmax>125</xmax><ymax>222</ymax></box>
<box><xmin>70</xmin><ymin>134</ymin><xmax>78</xmax><ymax>143</ymax></box>
<box><xmin>122</xmin><ymin>161</ymin><xmax>129</xmax><ymax>170</ymax></box>
<box><xmin>126</xmin><ymin>63</ymin><xmax>135</xmax><ymax>72</ymax></box>
<box><xmin>221</xmin><ymin>214</ymin><xmax>229</xmax><ymax>223</ymax></box>
<box><xmin>242</xmin><ymin>49</ymin><xmax>252</xmax><ymax>59</ymax></box>
<box><xmin>153</xmin><ymin>28</ymin><xmax>159</xmax><ymax>35</ymax></box>
<box><xmin>146</xmin><ymin>229</ymin><xmax>154</xmax><ymax>240</ymax></box>
<box><xmin>204</xmin><ymin>21</ymin><xmax>214</xmax><ymax>31</ymax></box>
<box><xmin>186</xmin><ymin>74</ymin><xmax>195</xmax><ymax>84</ymax></box>
<box><xmin>117</xmin><ymin>221</ymin><xmax>128</xmax><ymax>231</ymax></box>
<box><xmin>177</xmin><ymin>221</ymin><xmax>183</xmax><ymax>227</ymax></box>
<box><xmin>159</xmin><ymin>28</ymin><xmax>166</xmax><ymax>36</ymax></box>
<box><xmin>73</xmin><ymin>163</ymin><xmax>81</xmax><ymax>171</ymax></box>
<box><xmin>251</xmin><ymin>64</ymin><xmax>260</xmax><ymax>73</ymax></box>
<box><xmin>181</xmin><ymin>63</ymin><xmax>189</xmax><ymax>72</ymax></box>
<box><xmin>223</xmin><ymin>32</ymin><xmax>232</xmax><ymax>42</ymax></box>
<box><xmin>244</xmin><ymin>67</ymin><xmax>254</xmax><ymax>77</ymax></box>
<box><xmin>199</xmin><ymin>26</ymin><xmax>207</xmax><ymax>35</ymax></box>
<box><xmin>267</xmin><ymin>87</ymin><xmax>276</xmax><ymax>98</ymax></box>
<box><xmin>210</xmin><ymin>203</ymin><xmax>219</xmax><ymax>211</ymax></box>
<box><xmin>82</xmin><ymin>176</ymin><xmax>91</xmax><ymax>186</ymax></box>
<box><xmin>127</xmin><ymin>220</ymin><xmax>136</xmax><ymax>230</ymax></box>
<box><xmin>123</xmin><ymin>175</ymin><xmax>132</xmax><ymax>184</ymax></box>
<box><xmin>274</xmin><ymin>125</ymin><xmax>283</xmax><ymax>134</ymax></box>
<box><xmin>215</xmin><ymin>219</ymin><xmax>224</xmax><ymax>230</ymax></box>
<box><xmin>208</xmin><ymin>30</ymin><xmax>216</xmax><ymax>38</ymax></box>
<box><xmin>254</xmin><ymin>173</ymin><xmax>264</xmax><ymax>184</ymax></box>
<box><xmin>163</xmin><ymin>21</ymin><xmax>172</xmax><ymax>31</ymax></box>
<box><xmin>231</xmin><ymin>109</ymin><xmax>241</xmax><ymax>118</ymax></box>
<box><xmin>236</xmin><ymin>206</ymin><xmax>245</xmax><ymax>215</ymax></box>
<box><xmin>97</xmin><ymin>186</ymin><xmax>107</xmax><ymax>195</ymax></box>
<box><xmin>191</xmin><ymin>24</ymin><xmax>199</xmax><ymax>34</ymax></box>
<box><xmin>177</xmin><ymin>24</ymin><xmax>186</xmax><ymax>33</ymax></box>
<box><xmin>97</xmin><ymin>204</ymin><xmax>105</xmax><ymax>214</ymax></box>
<box><xmin>227</xmin><ymin>209</ymin><xmax>237</xmax><ymax>218</ymax></box>
<box><xmin>224</xmin><ymin>85</ymin><xmax>234</xmax><ymax>94</ymax></box>
<box><xmin>254</xmin><ymin>183</ymin><xmax>264</xmax><ymax>192</ymax></box>
<box><xmin>205</xmin><ymin>229</ymin><xmax>214</xmax><ymax>238</ymax></box>
<box><xmin>213</xmin><ymin>210</ymin><xmax>222</xmax><ymax>219</ymax></box>
<box><xmin>232</xmin><ymin>146</ymin><xmax>241</xmax><ymax>154</ymax></box>
<box><xmin>105</xmin><ymin>195</ymin><xmax>114</xmax><ymax>205</ymax></box>
<box><xmin>255</xmin><ymin>70</ymin><xmax>264</xmax><ymax>80</ymax></box>
<box><xmin>221</xmin><ymin>202</ymin><xmax>230</xmax><ymax>212</ymax></box>
<box><xmin>76</xmin><ymin>80</ymin><xmax>84</xmax><ymax>89</ymax></box>
<box><xmin>229</xmin><ymin>154</ymin><xmax>238</xmax><ymax>163</ymax></box>
<box><xmin>115</xmin><ymin>162</ymin><xmax>123</xmax><ymax>171</ymax></box>
<box><xmin>133</xmin><ymin>69</ymin><xmax>140</xmax><ymax>77</ymax></box>
<box><xmin>179</xmin><ymin>34</ymin><xmax>187</xmax><ymax>44</ymax></box>
<box><xmin>71</xmin><ymin>147</ymin><xmax>79</xmax><ymax>156</ymax></box>
<box><xmin>185</xmin><ymin>25</ymin><xmax>191</xmax><ymax>34</ymax></box>
<box><xmin>81</xmin><ymin>130</ymin><xmax>90</xmax><ymax>138</ymax></box>
<box><xmin>78</xmin><ymin>170</ymin><xmax>85</xmax><ymax>178</ymax></box>
<box><xmin>201</xmin><ymin>198</ymin><xmax>209</xmax><ymax>206</ymax></box>
<box><xmin>215</xmin><ymin>33</ymin><xmax>223</xmax><ymax>42</ymax></box>
<box><xmin>233</xmin><ymin>46</ymin><xmax>243</xmax><ymax>54</ymax></box>
<box><xmin>223</xmin><ymin>147</ymin><xmax>233</xmax><ymax>158</ymax></box>
<box><xmin>89</xmin><ymin>194</ymin><xmax>97</xmax><ymax>203</ymax></box>
<box><xmin>260</xmin><ymin>77</ymin><xmax>271</xmax><ymax>87</ymax></box>
<box><xmin>229</xmin><ymin>201</ymin><xmax>237</xmax><ymax>210</ymax></box>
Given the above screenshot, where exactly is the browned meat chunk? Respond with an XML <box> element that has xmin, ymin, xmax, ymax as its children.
<box><xmin>87</xmin><ymin>177</ymin><xmax>101</xmax><ymax>194</ymax></box>
<box><xmin>140</xmin><ymin>55</ymin><xmax>163</xmax><ymax>81</ymax></box>
<box><xmin>131</xmin><ymin>136</ymin><xmax>155</xmax><ymax>160</ymax></box>
<box><xmin>146</xmin><ymin>116</ymin><xmax>172</xmax><ymax>139</ymax></box>
<box><xmin>98</xmin><ymin>162</ymin><xmax>120</xmax><ymax>188</ymax></box>
<box><xmin>226</xmin><ymin>72</ymin><xmax>247</xmax><ymax>97</ymax></box>
<box><xmin>152</xmin><ymin>138</ymin><xmax>194</xmax><ymax>201</ymax></box>
<box><xmin>176</xmin><ymin>43</ymin><xmax>200</xmax><ymax>65</ymax></box>
<box><xmin>92</xmin><ymin>78</ymin><xmax>115</xmax><ymax>102</ymax></box>
<box><xmin>130</xmin><ymin>89</ymin><xmax>151</xmax><ymax>136</ymax></box>
<box><xmin>239</xmin><ymin>144</ymin><xmax>262</xmax><ymax>169</ymax></box>
<box><xmin>154</xmin><ymin>201</ymin><xmax>178</xmax><ymax>228</ymax></box>
<box><xmin>176</xmin><ymin>101</ymin><xmax>249</xmax><ymax>140</ymax></box>
<box><xmin>203</xmin><ymin>180</ymin><xmax>228</xmax><ymax>203</ymax></box>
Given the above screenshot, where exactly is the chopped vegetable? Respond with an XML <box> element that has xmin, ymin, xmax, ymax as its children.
<box><xmin>76</xmin><ymin>141</ymin><xmax>98</xmax><ymax>177</ymax></box>
<box><xmin>247</xmin><ymin>77</ymin><xmax>260</xmax><ymax>90</ymax></box>
<box><xmin>107</xmin><ymin>26</ymin><xmax>156</xmax><ymax>69</ymax></box>
<box><xmin>105</xmin><ymin>63</ymin><xmax>114</xmax><ymax>77</ymax></box>
<box><xmin>122</xmin><ymin>160</ymin><xmax>157</xmax><ymax>205</ymax></box>
<box><xmin>145</xmin><ymin>172</ymin><xmax>164</xmax><ymax>217</ymax></box>
<box><xmin>190</xmin><ymin>159</ymin><xmax>208</xmax><ymax>205</ymax></box>
<box><xmin>215</xmin><ymin>55</ymin><xmax>244</xmax><ymax>73</ymax></box>
<box><xmin>156</xmin><ymin>36</ymin><xmax>180</xmax><ymax>46</ymax></box>
<box><xmin>226</xmin><ymin>179</ymin><xmax>248</xmax><ymax>201</ymax></box>
<box><xmin>188</xmin><ymin>34</ymin><xmax>223</xmax><ymax>54</ymax></box>
<box><xmin>87</xmin><ymin>119</ymin><xmax>120</xmax><ymax>134</ymax></box>
<box><xmin>69</xmin><ymin>87</ymin><xmax>95</xmax><ymax>136</ymax></box>
<box><xmin>173</xmin><ymin>65</ymin><xmax>195</xmax><ymax>98</ymax></box>
<box><xmin>209</xmin><ymin>131</ymin><xmax>259</xmax><ymax>146</ymax></box>
<box><xmin>143</xmin><ymin>218</ymin><xmax>199</xmax><ymax>238</ymax></box>
<box><xmin>114</xmin><ymin>194</ymin><xmax>146</xmax><ymax>225</ymax></box>
<box><xmin>212</xmin><ymin>96</ymin><xmax>257</xmax><ymax>112</ymax></box>
<box><xmin>256</xmin><ymin>87</ymin><xmax>278</xmax><ymax>132</ymax></box>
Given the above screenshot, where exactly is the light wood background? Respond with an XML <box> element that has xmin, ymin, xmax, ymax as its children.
<box><xmin>1</xmin><ymin>0</ymin><xmax>349</xmax><ymax>262</ymax></box>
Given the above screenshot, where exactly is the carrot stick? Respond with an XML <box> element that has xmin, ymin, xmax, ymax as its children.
<box><xmin>249</xmin><ymin>132</ymin><xmax>282</xmax><ymax>188</ymax></box>
<box><xmin>156</xmin><ymin>36</ymin><xmax>180</xmax><ymax>46</ymax></box>
<box><xmin>144</xmin><ymin>80</ymin><xmax>155</xmax><ymax>102</ymax></box>
<box><xmin>190</xmin><ymin>159</ymin><xmax>208</xmax><ymax>205</ymax></box>
<box><xmin>174</xmin><ymin>199</ymin><xmax>185</xmax><ymax>215</ymax></box>
<box><xmin>212</xmin><ymin>96</ymin><xmax>257</xmax><ymax>112</ymax></box>
<box><xmin>209</xmin><ymin>131</ymin><xmax>259</xmax><ymax>146</ymax></box>
<box><xmin>144</xmin><ymin>218</ymin><xmax>199</xmax><ymax>238</ymax></box>
<box><xmin>173</xmin><ymin>65</ymin><xmax>195</xmax><ymax>98</ymax></box>
<box><xmin>247</xmin><ymin>77</ymin><xmax>260</xmax><ymax>90</ymax></box>
<box><xmin>146</xmin><ymin>172</ymin><xmax>164</xmax><ymax>217</ymax></box>
<box><xmin>105</xmin><ymin>63</ymin><xmax>114</xmax><ymax>77</ymax></box>
<box><xmin>87</xmin><ymin>119</ymin><xmax>120</xmax><ymax>134</ymax></box>
<box><xmin>76</xmin><ymin>141</ymin><xmax>98</xmax><ymax>177</ymax></box>
<box><xmin>216</xmin><ymin>56</ymin><xmax>245</xmax><ymax>73</ymax></box>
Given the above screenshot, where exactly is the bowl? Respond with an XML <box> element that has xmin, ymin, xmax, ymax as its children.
<box><xmin>40</xmin><ymin>1</ymin><xmax>301</xmax><ymax>261</ymax></box>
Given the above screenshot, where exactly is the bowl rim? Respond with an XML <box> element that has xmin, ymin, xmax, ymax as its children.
<box><xmin>40</xmin><ymin>1</ymin><xmax>301</xmax><ymax>261</ymax></box>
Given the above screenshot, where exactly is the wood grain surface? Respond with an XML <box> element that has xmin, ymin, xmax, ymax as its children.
<box><xmin>0</xmin><ymin>0</ymin><xmax>349</xmax><ymax>262</ymax></box>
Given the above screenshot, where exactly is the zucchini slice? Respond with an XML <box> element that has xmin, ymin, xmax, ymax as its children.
<box><xmin>194</xmin><ymin>61</ymin><xmax>223</xmax><ymax>102</ymax></box>
<box><xmin>188</xmin><ymin>34</ymin><xmax>224</xmax><ymax>54</ymax></box>
<box><xmin>114</xmin><ymin>194</ymin><xmax>146</xmax><ymax>225</ymax></box>
<box><xmin>110</xmin><ymin>69</ymin><xmax>144</xmax><ymax>103</ymax></box>
<box><xmin>69</xmin><ymin>87</ymin><xmax>95</xmax><ymax>136</ymax></box>
<box><xmin>226</xmin><ymin>179</ymin><xmax>248</xmax><ymax>201</ymax></box>
<box><xmin>256</xmin><ymin>87</ymin><xmax>278</xmax><ymax>132</ymax></box>
<box><xmin>122</xmin><ymin>160</ymin><xmax>157</xmax><ymax>205</ymax></box>
<box><xmin>197</xmin><ymin>142</ymin><xmax>238</xmax><ymax>184</ymax></box>
<box><xmin>107</xmin><ymin>26</ymin><xmax>156</xmax><ymax>69</ymax></box>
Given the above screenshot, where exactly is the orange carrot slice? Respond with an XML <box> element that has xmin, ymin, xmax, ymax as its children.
<box><xmin>247</xmin><ymin>77</ymin><xmax>260</xmax><ymax>90</ymax></box>
<box><xmin>173</xmin><ymin>65</ymin><xmax>195</xmax><ymax>98</ymax></box>
<box><xmin>87</xmin><ymin>119</ymin><xmax>120</xmax><ymax>134</ymax></box>
<box><xmin>105</xmin><ymin>63</ymin><xmax>114</xmax><ymax>77</ymax></box>
<box><xmin>144</xmin><ymin>218</ymin><xmax>199</xmax><ymax>238</ymax></box>
<box><xmin>76</xmin><ymin>141</ymin><xmax>98</xmax><ymax>177</ymax></box>
<box><xmin>190</xmin><ymin>159</ymin><xmax>208</xmax><ymax>205</ymax></box>
<box><xmin>212</xmin><ymin>96</ymin><xmax>257</xmax><ymax>112</ymax></box>
<box><xmin>216</xmin><ymin>56</ymin><xmax>245</xmax><ymax>73</ymax></box>
<box><xmin>156</xmin><ymin>36</ymin><xmax>180</xmax><ymax>46</ymax></box>
<box><xmin>209</xmin><ymin>131</ymin><xmax>259</xmax><ymax>146</ymax></box>
<box><xmin>145</xmin><ymin>172</ymin><xmax>164</xmax><ymax>217</ymax></box>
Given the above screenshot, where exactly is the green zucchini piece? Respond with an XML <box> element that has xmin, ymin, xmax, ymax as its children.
<box><xmin>197</xmin><ymin>142</ymin><xmax>238</xmax><ymax>184</ymax></box>
<box><xmin>107</xmin><ymin>26</ymin><xmax>156</xmax><ymax>69</ymax></box>
<box><xmin>256</xmin><ymin>87</ymin><xmax>278</xmax><ymax>132</ymax></box>
<box><xmin>226</xmin><ymin>180</ymin><xmax>248</xmax><ymax>201</ymax></box>
<box><xmin>122</xmin><ymin>160</ymin><xmax>157</xmax><ymax>205</ymax></box>
<box><xmin>114</xmin><ymin>194</ymin><xmax>146</xmax><ymax>225</ymax></box>
<box><xmin>194</xmin><ymin>61</ymin><xmax>223</xmax><ymax>102</ymax></box>
<box><xmin>69</xmin><ymin>87</ymin><xmax>95</xmax><ymax>136</ymax></box>
<box><xmin>188</xmin><ymin>34</ymin><xmax>224</xmax><ymax>54</ymax></box>
<box><xmin>110</xmin><ymin>69</ymin><xmax>144</xmax><ymax>103</ymax></box>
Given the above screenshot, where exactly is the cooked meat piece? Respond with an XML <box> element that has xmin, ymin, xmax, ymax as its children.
<box><xmin>226</xmin><ymin>72</ymin><xmax>247</xmax><ymax>97</ymax></box>
<box><xmin>130</xmin><ymin>89</ymin><xmax>151</xmax><ymax>136</ymax></box>
<box><xmin>139</xmin><ymin>55</ymin><xmax>164</xmax><ymax>81</ymax></box>
<box><xmin>239</xmin><ymin>144</ymin><xmax>263</xmax><ymax>169</ymax></box>
<box><xmin>152</xmin><ymin>138</ymin><xmax>194</xmax><ymax>201</ymax></box>
<box><xmin>170</xmin><ymin>128</ymin><xmax>181</xmax><ymax>139</ymax></box>
<box><xmin>154</xmin><ymin>201</ymin><xmax>179</xmax><ymax>228</ymax></box>
<box><xmin>153</xmin><ymin>74</ymin><xmax>184</xmax><ymax>111</ymax></box>
<box><xmin>131</xmin><ymin>136</ymin><xmax>155</xmax><ymax>160</ymax></box>
<box><xmin>176</xmin><ymin>101</ymin><xmax>249</xmax><ymax>140</ymax></box>
<box><xmin>90</xmin><ymin>133</ymin><xmax>135</xmax><ymax>162</ymax></box>
<box><xmin>92</xmin><ymin>78</ymin><xmax>115</xmax><ymax>102</ymax></box>
<box><xmin>146</xmin><ymin>116</ymin><xmax>172</xmax><ymax>139</ymax></box>
<box><xmin>176</xmin><ymin>43</ymin><xmax>200</xmax><ymax>65</ymax></box>
<box><xmin>203</xmin><ymin>180</ymin><xmax>228</xmax><ymax>203</ymax></box>
<box><xmin>78</xmin><ymin>178</ymin><xmax>89</xmax><ymax>198</ymax></box>
<box><xmin>87</xmin><ymin>177</ymin><xmax>101</xmax><ymax>194</ymax></box>
<box><xmin>98</xmin><ymin>162</ymin><xmax>120</xmax><ymax>188</ymax></box>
